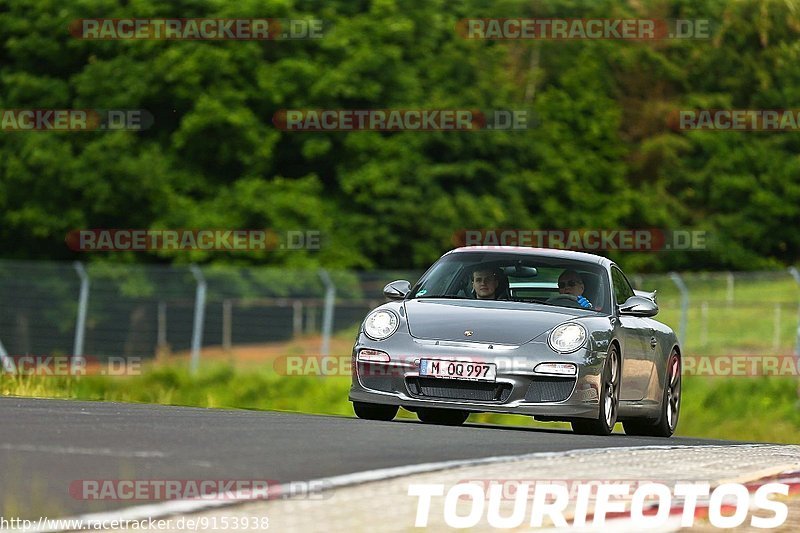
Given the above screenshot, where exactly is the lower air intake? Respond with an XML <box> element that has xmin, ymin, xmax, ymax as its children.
<box><xmin>407</xmin><ymin>377</ymin><xmax>512</xmax><ymax>402</ymax></box>
<box><xmin>524</xmin><ymin>377</ymin><xmax>575</xmax><ymax>403</ymax></box>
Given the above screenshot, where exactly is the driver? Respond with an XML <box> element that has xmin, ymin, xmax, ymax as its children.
<box><xmin>556</xmin><ymin>270</ymin><xmax>593</xmax><ymax>308</ymax></box>
<box><xmin>471</xmin><ymin>267</ymin><xmax>505</xmax><ymax>300</ymax></box>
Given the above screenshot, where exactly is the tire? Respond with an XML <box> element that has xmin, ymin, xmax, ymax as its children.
<box><xmin>417</xmin><ymin>408</ymin><xmax>469</xmax><ymax>426</ymax></box>
<box><xmin>352</xmin><ymin>401</ymin><xmax>398</xmax><ymax>421</ymax></box>
<box><xmin>624</xmin><ymin>349</ymin><xmax>681</xmax><ymax>437</ymax></box>
<box><xmin>571</xmin><ymin>344</ymin><xmax>620</xmax><ymax>436</ymax></box>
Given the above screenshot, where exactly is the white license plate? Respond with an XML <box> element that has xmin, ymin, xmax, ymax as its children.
<box><xmin>419</xmin><ymin>359</ymin><xmax>496</xmax><ymax>382</ymax></box>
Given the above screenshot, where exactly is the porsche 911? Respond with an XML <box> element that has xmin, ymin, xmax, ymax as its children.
<box><xmin>349</xmin><ymin>246</ymin><xmax>681</xmax><ymax>437</ymax></box>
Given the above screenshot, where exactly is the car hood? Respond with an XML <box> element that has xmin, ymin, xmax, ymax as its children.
<box><xmin>404</xmin><ymin>299</ymin><xmax>582</xmax><ymax>345</ymax></box>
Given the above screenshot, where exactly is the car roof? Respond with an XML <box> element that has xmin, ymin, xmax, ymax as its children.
<box><xmin>445</xmin><ymin>246</ymin><xmax>612</xmax><ymax>267</ymax></box>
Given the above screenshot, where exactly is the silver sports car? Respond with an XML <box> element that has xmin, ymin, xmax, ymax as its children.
<box><xmin>349</xmin><ymin>246</ymin><xmax>681</xmax><ymax>436</ymax></box>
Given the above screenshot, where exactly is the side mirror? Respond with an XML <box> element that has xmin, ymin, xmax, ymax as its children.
<box><xmin>383</xmin><ymin>280</ymin><xmax>411</xmax><ymax>300</ymax></box>
<box><xmin>619</xmin><ymin>295</ymin><xmax>659</xmax><ymax>317</ymax></box>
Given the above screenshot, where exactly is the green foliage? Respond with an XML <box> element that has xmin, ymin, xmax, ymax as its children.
<box><xmin>1</xmin><ymin>0</ymin><xmax>799</xmax><ymax>271</ymax></box>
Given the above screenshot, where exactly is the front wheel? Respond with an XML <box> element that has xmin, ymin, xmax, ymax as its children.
<box><xmin>623</xmin><ymin>349</ymin><xmax>680</xmax><ymax>437</ymax></box>
<box><xmin>572</xmin><ymin>344</ymin><xmax>620</xmax><ymax>436</ymax></box>
<box><xmin>417</xmin><ymin>408</ymin><xmax>469</xmax><ymax>426</ymax></box>
<box><xmin>353</xmin><ymin>401</ymin><xmax>398</xmax><ymax>421</ymax></box>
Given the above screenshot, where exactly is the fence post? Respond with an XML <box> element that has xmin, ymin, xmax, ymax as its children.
<box><xmin>700</xmin><ymin>301</ymin><xmax>709</xmax><ymax>347</ymax></box>
<box><xmin>157</xmin><ymin>301</ymin><xmax>167</xmax><ymax>355</ymax></box>
<box><xmin>726</xmin><ymin>271</ymin><xmax>734</xmax><ymax>305</ymax></box>
<box><xmin>292</xmin><ymin>300</ymin><xmax>303</xmax><ymax>338</ymax></box>
<box><xmin>669</xmin><ymin>272</ymin><xmax>689</xmax><ymax>348</ymax></box>
<box><xmin>72</xmin><ymin>262</ymin><xmax>89</xmax><ymax>367</ymax></box>
<box><xmin>318</xmin><ymin>269</ymin><xmax>336</xmax><ymax>357</ymax></box>
<box><xmin>222</xmin><ymin>299</ymin><xmax>232</xmax><ymax>353</ymax></box>
<box><xmin>306</xmin><ymin>306</ymin><xmax>316</xmax><ymax>334</ymax></box>
<box><xmin>773</xmin><ymin>303</ymin><xmax>782</xmax><ymax>352</ymax></box>
<box><xmin>189</xmin><ymin>264</ymin><xmax>207</xmax><ymax>374</ymax></box>
<box><xmin>789</xmin><ymin>267</ymin><xmax>800</xmax><ymax>357</ymax></box>
<box><xmin>0</xmin><ymin>338</ymin><xmax>15</xmax><ymax>373</ymax></box>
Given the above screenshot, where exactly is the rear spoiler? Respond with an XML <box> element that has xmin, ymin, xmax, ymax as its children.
<box><xmin>634</xmin><ymin>289</ymin><xmax>657</xmax><ymax>302</ymax></box>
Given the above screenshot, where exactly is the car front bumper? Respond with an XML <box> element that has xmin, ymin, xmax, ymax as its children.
<box><xmin>348</xmin><ymin>337</ymin><xmax>606</xmax><ymax>420</ymax></box>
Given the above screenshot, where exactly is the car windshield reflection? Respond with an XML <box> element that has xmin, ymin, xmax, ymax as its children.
<box><xmin>410</xmin><ymin>252</ymin><xmax>610</xmax><ymax>314</ymax></box>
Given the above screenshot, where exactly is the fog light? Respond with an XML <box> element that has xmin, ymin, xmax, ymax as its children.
<box><xmin>534</xmin><ymin>363</ymin><xmax>577</xmax><ymax>376</ymax></box>
<box><xmin>358</xmin><ymin>349</ymin><xmax>390</xmax><ymax>363</ymax></box>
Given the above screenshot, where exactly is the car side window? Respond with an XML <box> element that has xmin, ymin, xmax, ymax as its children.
<box><xmin>611</xmin><ymin>267</ymin><xmax>634</xmax><ymax>306</ymax></box>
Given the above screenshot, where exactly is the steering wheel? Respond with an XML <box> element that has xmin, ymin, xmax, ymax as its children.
<box><xmin>548</xmin><ymin>294</ymin><xmax>577</xmax><ymax>302</ymax></box>
<box><xmin>546</xmin><ymin>294</ymin><xmax>583</xmax><ymax>308</ymax></box>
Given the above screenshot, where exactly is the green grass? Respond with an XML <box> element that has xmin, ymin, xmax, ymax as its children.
<box><xmin>675</xmin><ymin>376</ymin><xmax>800</xmax><ymax>442</ymax></box>
<box><xmin>1</xmin><ymin>363</ymin><xmax>356</xmax><ymax>416</ymax></box>
<box><xmin>636</xmin><ymin>272</ymin><xmax>800</xmax><ymax>354</ymax></box>
<box><xmin>3</xmin><ymin>362</ymin><xmax>800</xmax><ymax>443</ymax></box>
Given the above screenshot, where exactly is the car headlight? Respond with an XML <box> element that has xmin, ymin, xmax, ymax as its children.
<box><xmin>363</xmin><ymin>310</ymin><xmax>399</xmax><ymax>340</ymax></box>
<box><xmin>548</xmin><ymin>323</ymin><xmax>587</xmax><ymax>354</ymax></box>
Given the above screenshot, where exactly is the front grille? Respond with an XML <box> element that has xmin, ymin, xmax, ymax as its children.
<box><xmin>406</xmin><ymin>377</ymin><xmax>512</xmax><ymax>402</ymax></box>
<box><xmin>524</xmin><ymin>377</ymin><xmax>575</xmax><ymax>403</ymax></box>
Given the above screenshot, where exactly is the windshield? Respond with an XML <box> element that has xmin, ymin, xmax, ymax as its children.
<box><xmin>410</xmin><ymin>252</ymin><xmax>610</xmax><ymax>314</ymax></box>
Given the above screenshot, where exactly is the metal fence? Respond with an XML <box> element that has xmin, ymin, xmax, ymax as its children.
<box><xmin>632</xmin><ymin>270</ymin><xmax>800</xmax><ymax>356</ymax></box>
<box><xmin>1</xmin><ymin>260</ymin><xmax>799</xmax><ymax>373</ymax></box>
<box><xmin>0</xmin><ymin>260</ymin><xmax>421</xmax><ymax>372</ymax></box>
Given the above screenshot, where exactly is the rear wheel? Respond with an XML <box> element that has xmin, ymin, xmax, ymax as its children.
<box><xmin>417</xmin><ymin>408</ymin><xmax>469</xmax><ymax>426</ymax></box>
<box><xmin>353</xmin><ymin>401</ymin><xmax>398</xmax><ymax>421</ymax></box>
<box><xmin>571</xmin><ymin>344</ymin><xmax>620</xmax><ymax>436</ymax></box>
<box><xmin>623</xmin><ymin>350</ymin><xmax>680</xmax><ymax>437</ymax></box>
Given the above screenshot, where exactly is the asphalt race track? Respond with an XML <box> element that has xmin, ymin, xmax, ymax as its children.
<box><xmin>0</xmin><ymin>397</ymin><xmax>744</xmax><ymax>520</ymax></box>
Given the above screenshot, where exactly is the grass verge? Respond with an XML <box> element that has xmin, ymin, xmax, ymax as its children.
<box><xmin>3</xmin><ymin>362</ymin><xmax>799</xmax><ymax>443</ymax></box>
